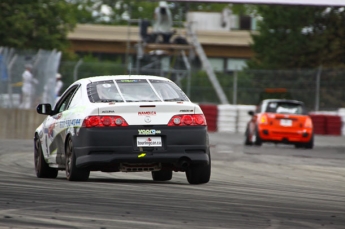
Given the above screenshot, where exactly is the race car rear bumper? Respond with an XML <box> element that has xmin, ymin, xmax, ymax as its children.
<box><xmin>72</xmin><ymin>126</ymin><xmax>210</xmax><ymax>171</ymax></box>
<box><xmin>258</xmin><ymin>127</ymin><xmax>313</xmax><ymax>143</ymax></box>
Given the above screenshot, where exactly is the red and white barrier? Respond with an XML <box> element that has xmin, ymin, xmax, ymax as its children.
<box><xmin>199</xmin><ymin>104</ymin><xmax>218</xmax><ymax>132</ymax></box>
<box><xmin>216</xmin><ymin>104</ymin><xmax>255</xmax><ymax>133</ymax></box>
<box><xmin>200</xmin><ymin>104</ymin><xmax>345</xmax><ymax>136</ymax></box>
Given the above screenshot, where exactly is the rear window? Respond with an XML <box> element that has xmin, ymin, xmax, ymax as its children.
<box><xmin>149</xmin><ymin>79</ymin><xmax>189</xmax><ymax>102</ymax></box>
<box><xmin>87</xmin><ymin>79</ymin><xmax>189</xmax><ymax>103</ymax></box>
<box><xmin>87</xmin><ymin>80</ymin><xmax>124</xmax><ymax>103</ymax></box>
<box><xmin>266</xmin><ymin>102</ymin><xmax>304</xmax><ymax>114</ymax></box>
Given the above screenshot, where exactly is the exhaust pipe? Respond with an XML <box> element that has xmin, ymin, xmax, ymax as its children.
<box><xmin>178</xmin><ymin>158</ymin><xmax>190</xmax><ymax>170</ymax></box>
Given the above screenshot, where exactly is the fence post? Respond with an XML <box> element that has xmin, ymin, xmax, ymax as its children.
<box><xmin>73</xmin><ymin>59</ymin><xmax>83</xmax><ymax>82</ymax></box>
<box><xmin>233</xmin><ymin>70</ymin><xmax>238</xmax><ymax>105</ymax></box>
<box><xmin>315</xmin><ymin>65</ymin><xmax>322</xmax><ymax>111</ymax></box>
<box><xmin>7</xmin><ymin>55</ymin><xmax>17</xmax><ymax>108</ymax></box>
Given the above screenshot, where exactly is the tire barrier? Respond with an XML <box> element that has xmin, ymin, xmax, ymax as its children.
<box><xmin>217</xmin><ymin>104</ymin><xmax>256</xmax><ymax>133</ymax></box>
<box><xmin>339</xmin><ymin>108</ymin><xmax>345</xmax><ymax>136</ymax></box>
<box><xmin>307</xmin><ymin>112</ymin><xmax>343</xmax><ymax>136</ymax></box>
<box><xmin>309</xmin><ymin>114</ymin><xmax>326</xmax><ymax>135</ymax></box>
<box><xmin>217</xmin><ymin>105</ymin><xmax>237</xmax><ymax>133</ymax></box>
<box><xmin>325</xmin><ymin>115</ymin><xmax>341</xmax><ymax>136</ymax></box>
<box><xmin>199</xmin><ymin>104</ymin><xmax>218</xmax><ymax>132</ymax></box>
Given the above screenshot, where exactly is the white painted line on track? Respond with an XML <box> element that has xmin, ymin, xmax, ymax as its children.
<box><xmin>218</xmin><ymin>150</ymin><xmax>234</xmax><ymax>153</ymax></box>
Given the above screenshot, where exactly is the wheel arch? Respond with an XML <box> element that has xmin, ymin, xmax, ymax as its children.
<box><xmin>64</xmin><ymin>133</ymin><xmax>73</xmax><ymax>155</ymax></box>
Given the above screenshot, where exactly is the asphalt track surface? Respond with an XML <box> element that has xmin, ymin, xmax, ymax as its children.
<box><xmin>0</xmin><ymin>133</ymin><xmax>344</xmax><ymax>229</ymax></box>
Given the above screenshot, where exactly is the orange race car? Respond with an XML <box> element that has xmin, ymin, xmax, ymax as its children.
<box><xmin>244</xmin><ymin>99</ymin><xmax>314</xmax><ymax>149</ymax></box>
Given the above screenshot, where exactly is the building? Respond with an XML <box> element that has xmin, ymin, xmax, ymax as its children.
<box><xmin>67</xmin><ymin>12</ymin><xmax>256</xmax><ymax>73</ymax></box>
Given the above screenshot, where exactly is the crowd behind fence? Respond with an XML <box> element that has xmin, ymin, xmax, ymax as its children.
<box><xmin>0</xmin><ymin>47</ymin><xmax>61</xmax><ymax>109</ymax></box>
<box><xmin>1</xmin><ymin>57</ymin><xmax>344</xmax><ymax>112</ymax></box>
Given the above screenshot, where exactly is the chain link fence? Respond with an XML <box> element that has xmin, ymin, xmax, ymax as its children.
<box><xmin>51</xmin><ymin>62</ymin><xmax>345</xmax><ymax>111</ymax></box>
<box><xmin>181</xmin><ymin>68</ymin><xmax>345</xmax><ymax>111</ymax></box>
<box><xmin>1</xmin><ymin>54</ymin><xmax>344</xmax><ymax>111</ymax></box>
<box><xmin>0</xmin><ymin>47</ymin><xmax>61</xmax><ymax>109</ymax></box>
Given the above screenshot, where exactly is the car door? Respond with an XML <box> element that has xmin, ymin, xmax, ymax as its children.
<box><xmin>44</xmin><ymin>85</ymin><xmax>80</xmax><ymax>166</ymax></box>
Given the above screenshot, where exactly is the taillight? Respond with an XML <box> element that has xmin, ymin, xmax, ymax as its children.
<box><xmin>168</xmin><ymin>114</ymin><xmax>207</xmax><ymax>126</ymax></box>
<box><xmin>82</xmin><ymin>116</ymin><xmax>128</xmax><ymax>128</ymax></box>
<box><xmin>304</xmin><ymin>117</ymin><xmax>313</xmax><ymax>128</ymax></box>
<box><xmin>260</xmin><ymin>114</ymin><xmax>268</xmax><ymax>124</ymax></box>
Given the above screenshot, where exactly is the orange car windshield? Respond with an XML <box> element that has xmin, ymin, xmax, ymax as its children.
<box><xmin>266</xmin><ymin>102</ymin><xmax>303</xmax><ymax>114</ymax></box>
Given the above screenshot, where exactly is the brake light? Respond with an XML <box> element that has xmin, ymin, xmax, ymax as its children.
<box><xmin>82</xmin><ymin>116</ymin><xmax>128</xmax><ymax>127</ymax></box>
<box><xmin>168</xmin><ymin>114</ymin><xmax>207</xmax><ymax>126</ymax></box>
<box><xmin>304</xmin><ymin>117</ymin><xmax>313</xmax><ymax>128</ymax></box>
<box><xmin>260</xmin><ymin>114</ymin><xmax>268</xmax><ymax>124</ymax></box>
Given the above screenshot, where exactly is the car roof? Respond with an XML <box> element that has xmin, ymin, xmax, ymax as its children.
<box><xmin>262</xmin><ymin>99</ymin><xmax>304</xmax><ymax>104</ymax></box>
<box><xmin>75</xmin><ymin>75</ymin><xmax>171</xmax><ymax>84</ymax></box>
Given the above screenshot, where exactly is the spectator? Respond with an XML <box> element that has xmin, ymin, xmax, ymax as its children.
<box><xmin>153</xmin><ymin>1</ymin><xmax>173</xmax><ymax>43</ymax></box>
<box><xmin>55</xmin><ymin>73</ymin><xmax>63</xmax><ymax>97</ymax></box>
<box><xmin>20</xmin><ymin>64</ymin><xmax>38</xmax><ymax>109</ymax></box>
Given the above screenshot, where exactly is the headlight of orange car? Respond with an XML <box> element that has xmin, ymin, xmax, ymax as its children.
<box><xmin>259</xmin><ymin>114</ymin><xmax>268</xmax><ymax>125</ymax></box>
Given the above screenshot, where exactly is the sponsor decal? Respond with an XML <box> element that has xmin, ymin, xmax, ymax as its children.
<box><xmin>101</xmin><ymin>110</ymin><xmax>115</xmax><ymax>113</ymax></box>
<box><xmin>59</xmin><ymin>119</ymin><xmax>82</xmax><ymax>128</ymax></box>
<box><xmin>138</xmin><ymin>153</ymin><xmax>146</xmax><ymax>158</ymax></box>
<box><xmin>138</xmin><ymin>129</ymin><xmax>161</xmax><ymax>135</ymax></box>
<box><xmin>138</xmin><ymin>111</ymin><xmax>156</xmax><ymax>116</ymax></box>
<box><xmin>179</xmin><ymin>109</ymin><xmax>193</xmax><ymax>112</ymax></box>
<box><xmin>48</xmin><ymin>123</ymin><xmax>55</xmax><ymax>138</ymax></box>
<box><xmin>53</xmin><ymin>113</ymin><xmax>62</xmax><ymax>120</ymax></box>
<box><xmin>120</xmin><ymin>79</ymin><xmax>138</xmax><ymax>83</ymax></box>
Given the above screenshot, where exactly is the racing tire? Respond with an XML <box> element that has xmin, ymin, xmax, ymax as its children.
<box><xmin>294</xmin><ymin>143</ymin><xmax>302</xmax><ymax>149</ymax></box>
<box><xmin>65</xmin><ymin>138</ymin><xmax>90</xmax><ymax>181</ymax></box>
<box><xmin>34</xmin><ymin>136</ymin><xmax>58</xmax><ymax>178</ymax></box>
<box><xmin>185</xmin><ymin>161</ymin><xmax>211</xmax><ymax>185</ymax></box>
<box><xmin>304</xmin><ymin>135</ymin><xmax>314</xmax><ymax>149</ymax></box>
<box><xmin>151</xmin><ymin>170</ymin><xmax>173</xmax><ymax>181</ymax></box>
<box><xmin>254</xmin><ymin>128</ymin><xmax>262</xmax><ymax>146</ymax></box>
<box><xmin>244</xmin><ymin>127</ymin><xmax>252</xmax><ymax>146</ymax></box>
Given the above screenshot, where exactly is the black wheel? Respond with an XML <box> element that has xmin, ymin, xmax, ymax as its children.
<box><xmin>151</xmin><ymin>170</ymin><xmax>173</xmax><ymax>181</ymax></box>
<box><xmin>295</xmin><ymin>143</ymin><xmax>302</xmax><ymax>149</ymax></box>
<box><xmin>254</xmin><ymin>128</ymin><xmax>262</xmax><ymax>146</ymax></box>
<box><xmin>244</xmin><ymin>127</ymin><xmax>252</xmax><ymax>146</ymax></box>
<box><xmin>304</xmin><ymin>135</ymin><xmax>314</xmax><ymax>149</ymax></box>
<box><xmin>34</xmin><ymin>136</ymin><xmax>58</xmax><ymax>178</ymax></box>
<box><xmin>65</xmin><ymin>137</ymin><xmax>90</xmax><ymax>181</ymax></box>
<box><xmin>186</xmin><ymin>161</ymin><xmax>211</xmax><ymax>185</ymax></box>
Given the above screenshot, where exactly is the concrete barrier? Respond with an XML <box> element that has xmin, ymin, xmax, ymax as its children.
<box><xmin>0</xmin><ymin>108</ymin><xmax>45</xmax><ymax>139</ymax></box>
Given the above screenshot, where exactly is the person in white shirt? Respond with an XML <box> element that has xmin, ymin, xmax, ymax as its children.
<box><xmin>153</xmin><ymin>1</ymin><xmax>173</xmax><ymax>43</ymax></box>
<box><xmin>20</xmin><ymin>64</ymin><xmax>38</xmax><ymax>109</ymax></box>
<box><xmin>55</xmin><ymin>73</ymin><xmax>63</xmax><ymax>97</ymax></box>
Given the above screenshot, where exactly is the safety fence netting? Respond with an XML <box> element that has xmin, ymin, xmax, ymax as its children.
<box><xmin>0</xmin><ymin>47</ymin><xmax>61</xmax><ymax>109</ymax></box>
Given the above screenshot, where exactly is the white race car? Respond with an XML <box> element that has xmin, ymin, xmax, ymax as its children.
<box><xmin>34</xmin><ymin>75</ymin><xmax>211</xmax><ymax>184</ymax></box>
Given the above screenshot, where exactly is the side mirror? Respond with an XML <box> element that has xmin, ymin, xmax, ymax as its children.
<box><xmin>36</xmin><ymin>104</ymin><xmax>52</xmax><ymax>115</ymax></box>
<box><xmin>248</xmin><ymin>110</ymin><xmax>254</xmax><ymax>116</ymax></box>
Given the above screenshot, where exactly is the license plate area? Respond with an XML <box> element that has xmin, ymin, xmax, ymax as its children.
<box><xmin>137</xmin><ymin>136</ymin><xmax>162</xmax><ymax>147</ymax></box>
<box><xmin>280</xmin><ymin>119</ymin><xmax>292</xmax><ymax>126</ymax></box>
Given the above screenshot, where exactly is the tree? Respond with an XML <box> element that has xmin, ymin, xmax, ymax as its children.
<box><xmin>0</xmin><ymin>0</ymin><xmax>79</xmax><ymax>53</ymax></box>
<box><xmin>74</xmin><ymin>1</ymin><xmax>231</xmax><ymax>25</ymax></box>
<box><xmin>248</xmin><ymin>5</ymin><xmax>345</xmax><ymax>69</ymax></box>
